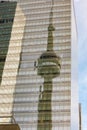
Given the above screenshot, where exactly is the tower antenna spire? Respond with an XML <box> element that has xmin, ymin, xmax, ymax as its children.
<box><xmin>47</xmin><ymin>0</ymin><xmax>55</xmax><ymax>51</ymax></box>
<box><xmin>49</xmin><ymin>0</ymin><xmax>54</xmax><ymax>25</ymax></box>
<box><xmin>51</xmin><ymin>0</ymin><xmax>54</xmax><ymax>11</ymax></box>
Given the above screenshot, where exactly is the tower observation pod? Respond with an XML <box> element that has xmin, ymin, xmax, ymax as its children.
<box><xmin>37</xmin><ymin>0</ymin><xmax>61</xmax><ymax>129</ymax></box>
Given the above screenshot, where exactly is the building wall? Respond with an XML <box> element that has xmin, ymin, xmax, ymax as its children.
<box><xmin>0</xmin><ymin>0</ymin><xmax>79</xmax><ymax>130</ymax></box>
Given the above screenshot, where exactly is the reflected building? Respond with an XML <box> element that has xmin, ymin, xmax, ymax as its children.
<box><xmin>0</xmin><ymin>1</ymin><xmax>17</xmax><ymax>85</ymax></box>
<box><xmin>0</xmin><ymin>0</ymin><xmax>25</xmax><ymax>126</ymax></box>
<box><xmin>0</xmin><ymin>0</ymin><xmax>79</xmax><ymax>130</ymax></box>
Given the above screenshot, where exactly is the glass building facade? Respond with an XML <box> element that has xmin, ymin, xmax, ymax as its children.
<box><xmin>0</xmin><ymin>0</ymin><xmax>79</xmax><ymax>130</ymax></box>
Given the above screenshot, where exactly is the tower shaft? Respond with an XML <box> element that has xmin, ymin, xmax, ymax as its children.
<box><xmin>37</xmin><ymin>79</ymin><xmax>52</xmax><ymax>130</ymax></box>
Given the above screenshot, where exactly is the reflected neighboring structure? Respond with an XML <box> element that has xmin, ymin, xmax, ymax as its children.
<box><xmin>0</xmin><ymin>0</ymin><xmax>17</xmax><ymax>123</ymax></box>
<box><xmin>0</xmin><ymin>1</ymin><xmax>25</xmax><ymax>129</ymax></box>
<box><xmin>0</xmin><ymin>1</ymin><xmax>20</xmax><ymax>129</ymax></box>
<box><xmin>0</xmin><ymin>1</ymin><xmax>16</xmax><ymax>84</ymax></box>
<box><xmin>0</xmin><ymin>0</ymin><xmax>79</xmax><ymax>130</ymax></box>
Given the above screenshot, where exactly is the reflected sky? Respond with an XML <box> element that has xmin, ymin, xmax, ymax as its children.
<box><xmin>74</xmin><ymin>0</ymin><xmax>87</xmax><ymax>129</ymax></box>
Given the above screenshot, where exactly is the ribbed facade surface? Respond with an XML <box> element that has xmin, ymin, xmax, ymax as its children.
<box><xmin>0</xmin><ymin>0</ymin><xmax>79</xmax><ymax>130</ymax></box>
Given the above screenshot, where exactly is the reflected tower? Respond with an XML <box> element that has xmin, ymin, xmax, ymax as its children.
<box><xmin>37</xmin><ymin>0</ymin><xmax>61</xmax><ymax>129</ymax></box>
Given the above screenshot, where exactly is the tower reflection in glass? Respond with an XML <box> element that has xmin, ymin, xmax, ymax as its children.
<box><xmin>37</xmin><ymin>0</ymin><xmax>61</xmax><ymax>129</ymax></box>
